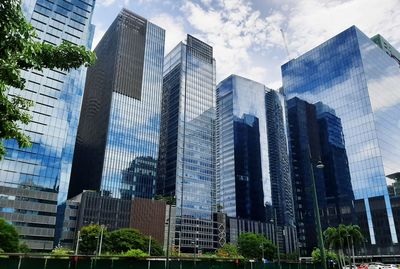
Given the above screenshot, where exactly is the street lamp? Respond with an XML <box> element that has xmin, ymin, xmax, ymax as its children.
<box><xmin>98</xmin><ymin>224</ymin><xmax>106</xmax><ymax>256</ymax></box>
<box><xmin>74</xmin><ymin>230</ymin><xmax>82</xmax><ymax>255</ymax></box>
<box><xmin>259</xmin><ymin>244</ymin><xmax>264</xmax><ymax>266</ymax></box>
<box><xmin>309</xmin><ymin>148</ymin><xmax>327</xmax><ymax>269</ymax></box>
<box><xmin>271</xmin><ymin>209</ymin><xmax>281</xmax><ymax>269</ymax></box>
<box><xmin>165</xmin><ymin>196</ymin><xmax>175</xmax><ymax>269</ymax></box>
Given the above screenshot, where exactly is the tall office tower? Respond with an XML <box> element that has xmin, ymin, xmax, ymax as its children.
<box><xmin>216</xmin><ymin>75</ymin><xmax>294</xmax><ymax>226</ymax></box>
<box><xmin>0</xmin><ymin>0</ymin><xmax>94</xmax><ymax>250</ymax></box>
<box><xmin>282</xmin><ymin>26</ymin><xmax>400</xmax><ymax>253</ymax></box>
<box><xmin>157</xmin><ymin>35</ymin><xmax>217</xmax><ymax>252</ymax></box>
<box><xmin>315</xmin><ymin>102</ymin><xmax>356</xmax><ymax>228</ymax></box>
<box><xmin>68</xmin><ymin>9</ymin><xmax>165</xmax><ymax>200</ymax></box>
<box><xmin>371</xmin><ymin>34</ymin><xmax>400</xmax><ymax>66</ymax></box>
<box><xmin>265</xmin><ymin>90</ymin><xmax>295</xmax><ymax>227</ymax></box>
<box><xmin>287</xmin><ymin>97</ymin><xmax>354</xmax><ymax>256</ymax></box>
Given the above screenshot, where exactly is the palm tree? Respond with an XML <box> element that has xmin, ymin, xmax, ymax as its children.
<box><xmin>324</xmin><ymin>227</ymin><xmax>346</xmax><ymax>269</ymax></box>
<box><xmin>324</xmin><ymin>225</ymin><xmax>365</xmax><ymax>269</ymax></box>
<box><xmin>347</xmin><ymin>225</ymin><xmax>364</xmax><ymax>266</ymax></box>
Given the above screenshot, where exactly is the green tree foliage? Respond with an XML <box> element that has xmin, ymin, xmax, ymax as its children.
<box><xmin>237</xmin><ymin>233</ymin><xmax>277</xmax><ymax>260</ymax></box>
<box><xmin>123</xmin><ymin>249</ymin><xmax>148</xmax><ymax>257</ymax></box>
<box><xmin>107</xmin><ymin>228</ymin><xmax>163</xmax><ymax>255</ymax></box>
<box><xmin>107</xmin><ymin>228</ymin><xmax>146</xmax><ymax>254</ymax></box>
<box><xmin>0</xmin><ymin>218</ymin><xmax>19</xmax><ymax>252</ymax></box>
<box><xmin>79</xmin><ymin>224</ymin><xmax>107</xmax><ymax>254</ymax></box>
<box><xmin>0</xmin><ymin>0</ymin><xmax>96</xmax><ymax>159</ymax></box>
<box><xmin>51</xmin><ymin>247</ymin><xmax>73</xmax><ymax>256</ymax></box>
<box><xmin>311</xmin><ymin>248</ymin><xmax>338</xmax><ymax>263</ymax></box>
<box><xmin>216</xmin><ymin>243</ymin><xmax>240</xmax><ymax>258</ymax></box>
<box><xmin>324</xmin><ymin>224</ymin><xmax>364</xmax><ymax>269</ymax></box>
<box><xmin>78</xmin><ymin>225</ymin><xmax>164</xmax><ymax>256</ymax></box>
<box><xmin>18</xmin><ymin>242</ymin><xmax>30</xmax><ymax>253</ymax></box>
<box><xmin>147</xmin><ymin>237</ymin><xmax>164</xmax><ymax>256</ymax></box>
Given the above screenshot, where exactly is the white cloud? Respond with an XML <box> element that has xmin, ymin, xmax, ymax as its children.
<box><xmin>181</xmin><ymin>0</ymin><xmax>285</xmax><ymax>85</ymax></box>
<box><xmin>96</xmin><ymin>0</ymin><xmax>117</xmax><ymax>7</ymax></box>
<box><xmin>89</xmin><ymin>0</ymin><xmax>400</xmax><ymax>88</ymax></box>
<box><xmin>150</xmin><ymin>14</ymin><xmax>186</xmax><ymax>54</ymax></box>
<box><xmin>285</xmin><ymin>0</ymin><xmax>400</xmax><ymax>57</ymax></box>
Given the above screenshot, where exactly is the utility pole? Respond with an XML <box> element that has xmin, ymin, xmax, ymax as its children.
<box><xmin>98</xmin><ymin>225</ymin><xmax>105</xmax><ymax>256</ymax></box>
<box><xmin>308</xmin><ymin>145</ymin><xmax>327</xmax><ymax>269</ymax></box>
<box><xmin>274</xmin><ymin>208</ymin><xmax>281</xmax><ymax>269</ymax></box>
<box><xmin>148</xmin><ymin>235</ymin><xmax>152</xmax><ymax>269</ymax></box>
<box><xmin>74</xmin><ymin>230</ymin><xmax>81</xmax><ymax>255</ymax></box>
<box><xmin>165</xmin><ymin>196</ymin><xmax>175</xmax><ymax>269</ymax></box>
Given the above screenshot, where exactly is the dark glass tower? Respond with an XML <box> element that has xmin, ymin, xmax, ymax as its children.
<box><xmin>0</xmin><ymin>0</ymin><xmax>94</xmax><ymax>250</ymax></box>
<box><xmin>68</xmin><ymin>9</ymin><xmax>165</xmax><ymax>200</ymax></box>
<box><xmin>287</xmin><ymin>97</ymin><xmax>327</xmax><ymax>256</ymax></box>
<box><xmin>215</xmin><ymin>75</ymin><xmax>295</xmax><ymax>227</ymax></box>
<box><xmin>157</xmin><ymin>35</ymin><xmax>217</xmax><ymax>252</ymax></box>
<box><xmin>282</xmin><ymin>26</ymin><xmax>400</xmax><ymax>252</ymax></box>
<box><xmin>233</xmin><ymin>115</ymin><xmax>265</xmax><ymax>221</ymax></box>
<box><xmin>316</xmin><ymin>102</ymin><xmax>356</xmax><ymax>227</ymax></box>
<box><xmin>287</xmin><ymin>97</ymin><xmax>355</xmax><ymax>256</ymax></box>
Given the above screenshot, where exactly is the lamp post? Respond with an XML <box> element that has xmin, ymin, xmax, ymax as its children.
<box><xmin>165</xmin><ymin>196</ymin><xmax>175</xmax><ymax>269</ymax></box>
<box><xmin>98</xmin><ymin>224</ymin><xmax>106</xmax><ymax>256</ymax></box>
<box><xmin>260</xmin><ymin>244</ymin><xmax>264</xmax><ymax>266</ymax></box>
<box><xmin>309</xmin><ymin>150</ymin><xmax>327</xmax><ymax>269</ymax></box>
<box><xmin>274</xmin><ymin>209</ymin><xmax>281</xmax><ymax>269</ymax></box>
<box><xmin>74</xmin><ymin>230</ymin><xmax>82</xmax><ymax>255</ymax></box>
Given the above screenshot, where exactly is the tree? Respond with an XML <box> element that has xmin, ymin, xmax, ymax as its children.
<box><xmin>107</xmin><ymin>228</ymin><xmax>163</xmax><ymax>256</ymax></box>
<box><xmin>324</xmin><ymin>226</ymin><xmax>346</xmax><ymax>269</ymax></box>
<box><xmin>18</xmin><ymin>242</ymin><xmax>30</xmax><ymax>253</ymax></box>
<box><xmin>312</xmin><ymin>248</ymin><xmax>338</xmax><ymax>263</ymax></box>
<box><xmin>324</xmin><ymin>225</ymin><xmax>364</xmax><ymax>269</ymax></box>
<box><xmin>123</xmin><ymin>249</ymin><xmax>148</xmax><ymax>257</ymax></box>
<box><xmin>0</xmin><ymin>0</ymin><xmax>96</xmax><ymax>159</ymax></box>
<box><xmin>146</xmin><ymin>236</ymin><xmax>164</xmax><ymax>256</ymax></box>
<box><xmin>347</xmin><ymin>225</ymin><xmax>364</xmax><ymax>267</ymax></box>
<box><xmin>216</xmin><ymin>243</ymin><xmax>240</xmax><ymax>258</ymax></box>
<box><xmin>237</xmin><ymin>233</ymin><xmax>277</xmax><ymax>260</ymax></box>
<box><xmin>79</xmin><ymin>224</ymin><xmax>108</xmax><ymax>254</ymax></box>
<box><xmin>0</xmin><ymin>218</ymin><xmax>19</xmax><ymax>252</ymax></box>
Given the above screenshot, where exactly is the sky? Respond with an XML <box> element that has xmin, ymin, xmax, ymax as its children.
<box><xmin>91</xmin><ymin>0</ymin><xmax>400</xmax><ymax>89</ymax></box>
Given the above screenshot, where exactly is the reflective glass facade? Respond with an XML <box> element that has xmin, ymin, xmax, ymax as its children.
<box><xmin>157</xmin><ymin>35</ymin><xmax>217</xmax><ymax>251</ymax></box>
<box><xmin>0</xmin><ymin>0</ymin><xmax>94</xmax><ymax>250</ymax></box>
<box><xmin>216</xmin><ymin>75</ymin><xmax>294</xmax><ymax>227</ymax></box>
<box><xmin>287</xmin><ymin>98</ymin><xmax>355</xmax><ymax>256</ymax></box>
<box><xmin>68</xmin><ymin>9</ymin><xmax>165</xmax><ymax>200</ymax></box>
<box><xmin>282</xmin><ymin>26</ymin><xmax>400</xmax><ymax>248</ymax></box>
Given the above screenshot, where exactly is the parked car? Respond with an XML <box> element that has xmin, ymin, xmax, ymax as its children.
<box><xmin>383</xmin><ymin>264</ymin><xmax>397</xmax><ymax>269</ymax></box>
<box><xmin>358</xmin><ymin>263</ymin><xmax>369</xmax><ymax>269</ymax></box>
<box><xmin>368</xmin><ymin>263</ymin><xmax>385</xmax><ymax>269</ymax></box>
<box><xmin>344</xmin><ymin>265</ymin><xmax>358</xmax><ymax>269</ymax></box>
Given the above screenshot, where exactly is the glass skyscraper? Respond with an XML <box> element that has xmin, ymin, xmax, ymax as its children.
<box><xmin>287</xmin><ymin>97</ymin><xmax>355</xmax><ymax>256</ymax></box>
<box><xmin>282</xmin><ymin>26</ymin><xmax>400</xmax><ymax>252</ymax></box>
<box><xmin>0</xmin><ymin>0</ymin><xmax>95</xmax><ymax>250</ymax></box>
<box><xmin>216</xmin><ymin>75</ymin><xmax>295</xmax><ymax>227</ymax></box>
<box><xmin>157</xmin><ymin>35</ymin><xmax>217</xmax><ymax>252</ymax></box>
<box><xmin>68</xmin><ymin>9</ymin><xmax>165</xmax><ymax>201</ymax></box>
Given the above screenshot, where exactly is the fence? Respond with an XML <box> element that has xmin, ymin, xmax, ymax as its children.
<box><xmin>0</xmin><ymin>256</ymin><xmax>325</xmax><ymax>269</ymax></box>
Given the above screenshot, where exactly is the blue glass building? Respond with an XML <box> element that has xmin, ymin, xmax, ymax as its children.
<box><xmin>216</xmin><ymin>75</ymin><xmax>295</xmax><ymax>226</ymax></box>
<box><xmin>287</xmin><ymin>97</ymin><xmax>355</xmax><ymax>255</ymax></box>
<box><xmin>157</xmin><ymin>35</ymin><xmax>217</xmax><ymax>252</ymax></box>
<box><xmin>282</xmin><ymin>26</ymin><xmax>400</xmax><ymax>252</ymax></box>
<box><xmin>0</xmin><ymin>0</ymin><xmax>95</xmax><ymax>251</ymax></box>
<box><xmin>68</xmin><ymin>9</ymin><xmax>165</xmax><ymax>201</ymax></box>
<box><xmin>0</xmin><ymin>0</ymin><xmax>95</xmax><ymax>250</ymax></box>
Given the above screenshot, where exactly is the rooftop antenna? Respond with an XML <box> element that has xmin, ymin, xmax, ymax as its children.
<box><xmin>280</xmin><ymin>28</ymin><xmax>291</xmax><ymax>61</ymax></box>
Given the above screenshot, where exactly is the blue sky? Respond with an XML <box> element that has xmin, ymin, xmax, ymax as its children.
<box><xmin>91</xmin><ymin>0</ymin><xmax>400</xmax><ymax>89</ymax></box>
